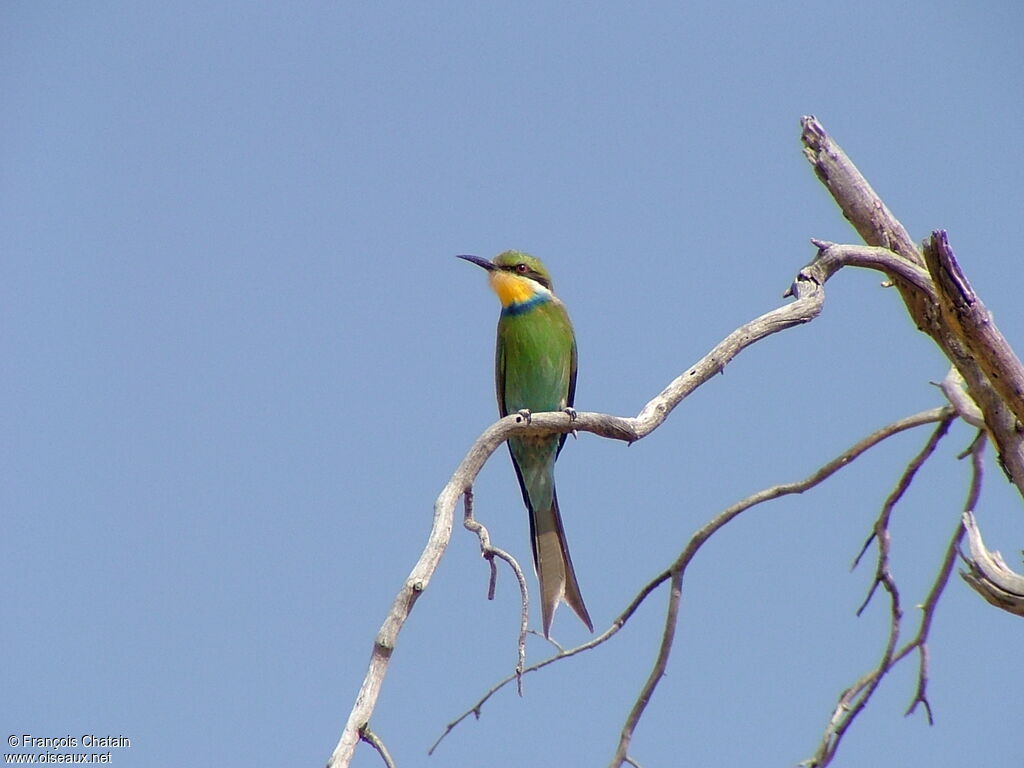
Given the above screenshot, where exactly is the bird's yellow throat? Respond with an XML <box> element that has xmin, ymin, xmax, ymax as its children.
<box><xmin>489</xmin><ymin>270</ymin><xmax>538</xmax><ymax>307</ymax></box>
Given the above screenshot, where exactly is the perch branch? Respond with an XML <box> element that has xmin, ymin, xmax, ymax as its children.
<box><xmin>328</xmin><ymin>233</ymin><xmax>851</xmax><ymax>766</ymax></box>
<box><xmin>428</xmin><ymin>406</ymin><xmax>952</xmax><ymax>762</ymax></box>
<box><xmin>333</xmin><ymin>234</ymin><xmax>968</xmax><ymax>766</ymax></box>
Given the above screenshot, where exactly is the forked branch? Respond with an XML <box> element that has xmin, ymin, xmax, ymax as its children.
<box><xmin>802</xmin><ymin>116</ymin><xmax>1024</xmax><ymax>495</ymax></box>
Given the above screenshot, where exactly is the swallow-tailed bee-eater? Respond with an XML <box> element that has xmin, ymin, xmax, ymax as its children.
<box><xmin>458</xmin><ymin>250</ymin><xmax>593</xmax><ymax>638</ymax></box>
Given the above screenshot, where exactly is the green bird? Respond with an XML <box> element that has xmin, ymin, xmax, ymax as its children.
<box><xmin>458</xmin><ymin>250</ymin><xmax>593</xmax><ymax>638</ymax></box>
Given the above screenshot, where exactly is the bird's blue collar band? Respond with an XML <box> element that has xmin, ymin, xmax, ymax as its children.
<box><xmin>500</xmin><ymin>293</ymin><xmax>550</xmax><ymax>316</ymax></box>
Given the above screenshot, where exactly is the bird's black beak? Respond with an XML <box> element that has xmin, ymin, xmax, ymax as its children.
<box><xmin>456</xmin><ymin>254</ymin><xmax>496</xmax><ymax>271</ymax></box>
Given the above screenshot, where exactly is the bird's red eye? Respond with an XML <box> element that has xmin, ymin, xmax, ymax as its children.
<box><xmin>516</xmin><ymin>263</ymin><xmax>528</xmax><ymax>273</ymax></box>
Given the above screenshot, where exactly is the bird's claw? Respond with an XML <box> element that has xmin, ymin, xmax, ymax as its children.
<box><xmin>563</xmin><ymin>407</ymin><xmax>577</xmax><ymax>422</ymax></box>
<box><xmin>516</xmin><ymin>408</ymin><xmax>532</xmax><ymax>424</ymax></box>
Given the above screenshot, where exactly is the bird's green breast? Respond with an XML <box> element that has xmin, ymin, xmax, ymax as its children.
<box><xmin>496</xmin><ymin>296</ymin><xmax>576</xmax><ymax>512</ymax></box>
<box><xmin>496</xmin><ymin>298</ymin><xmax>575</xmax><ymax>417</ymax></box>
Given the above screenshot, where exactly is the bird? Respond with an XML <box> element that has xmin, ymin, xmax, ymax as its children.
<box><xmin>458</xmin><ymin>250</ymin><xmax>593</xmax><ymax>638</ymax></box>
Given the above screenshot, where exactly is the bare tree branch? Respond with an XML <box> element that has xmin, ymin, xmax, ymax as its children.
<box><xmin>328</xmin><ymin>231</ymin><xmax>853</xmax><ymax>766</ymax></box>
<box><xmin>853</xmin><ymin>417</ymin><xmax>954</xmax><ymax>607</ymax></box>
<box><xmin>329</xmin><ymin>117</ymin><xmax>1024</xmax><ymax>767</ymax></box>
<box><xmin>430</xmin><ymin>558</ymin><xmax>676</xmax><ymax>757</ymax></box>
<box><xmin>807</xmin><ymin>417</ymin><xmax>954</xmax><ymax>768</ymax></box>
<box><xmin>804</xmin><ymin>427</ymin><xmax>988</xmax><ymax>768</ymax></box>
<box><xmin>462</xmin><ymin>488</ymin><xmax>529</xmax><ymax>692</ymax></box>
<box><xmin>924</xmin><ymin>230</ymin><xmax>1024</xmax><ymax>427</ymax></box>
<box><xmin>804</xmin><ymin>240</ymin><xmax>934</xmax><ymax>298</ymax></box>
<box><xmin>427</xmin><ymin>406</ymin><xmax>953</xmax><ymax>763</ymax></box>
<box><xmin>801</xmin><ymin>116</ymin><xmax>1024</xmax><ymax>497</ymax></box>
<box><xmin>802</xmin><ymin>117</ymin><xmax>1024</xmax><ymax>622</ymax></box>
<box><xmin>960</xmin><ymin>511</ymin><xmax>1024</xmax><ymax>617</ymax></box>
<box><xmin>937</xmin><ymin>367</ymin><xmax>985</xmax><ymax>430</ymax></box>
<box><xmin>357</xmin><ymin>725</ymin><xmax>395</xmax><ymax>768</ymax></box>
<box><xmin>800</xmin><ymin>118</ymin><xmax>923</xmax><ymax>268</ymax></box>
<box><xmin>898</xmin><ymin>433</ymin><xmax>985</xmax><ymax>722</ymax></box>
<box><xmin>607</xmin><ymin>408</ymin><xmax>956</xmax><ymax>767</ymax></box>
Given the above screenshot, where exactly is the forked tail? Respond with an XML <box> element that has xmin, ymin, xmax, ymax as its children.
<box><xmin>529</xmin><ymin>487</ymin><xmax>593</xmax><ymax>637</ymax></box>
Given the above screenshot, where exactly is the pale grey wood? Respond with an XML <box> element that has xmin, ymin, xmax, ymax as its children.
<box><xmin>961</xmin><ymin>511</ymin><xmax>1024</xmax><ymax>617</ymax></box>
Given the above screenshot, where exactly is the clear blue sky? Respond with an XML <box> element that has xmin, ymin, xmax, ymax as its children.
<box><xmin>3</xmin><ymin>3</ymin><xmax>1022</xmax><ymax>766</ymax></box>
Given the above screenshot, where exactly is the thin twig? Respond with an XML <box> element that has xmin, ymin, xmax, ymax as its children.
<box><xmin>936</xmin><ymin>366</ymin><xmax>985</xmax><ymax>430</ymax></box>
<box><xmin>897</xmin><ymin>432</ymin><xmax>984</xmax><ymax>721</ymax></box>
<box><xmin>610</xmin><ymin>408</ymin><xmax>954</xmax><ymax>767</ymax></box>
<box><xmin>429</xmin><ymin>565</ymin><xmax>674</xmax><ymax>756</ymax></box>
<box><xmin>358</xmin><ymin>725</ymin><xmax>395</xmax><ymax>768</ymax></box>
<box><xmin>805</xmin><ymin>417</ymin><xmax>972</xmax><ymax>768</ymax></box>
<box><xmin>462</xmin><ymin>488</ymin><xmax>529</xmax><ymax>694</ymax></box>
<box><xmin>806</xmin><ymin>573</ymin><xmax>903</xmax><ymax>768</ymax></box>
<box><xmin>853</xmin><ymin>417</ymin><xmax>954</xmax><ymax>609</ymax></box>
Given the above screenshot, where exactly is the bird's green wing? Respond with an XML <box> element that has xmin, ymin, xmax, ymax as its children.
<box><xmin>556</xmin><ymin>334</ymin><xmax>577</xmax><ymax>457</ymax></box>
<box><xmin>495</xmin><ymin>325</ymin><xmax>508</xmax><ymax>418</ymax></box>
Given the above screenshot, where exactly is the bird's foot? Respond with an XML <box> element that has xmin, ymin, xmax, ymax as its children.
<box><xmin>563</xmin><ymin>407</ymin><xmax>577</xmax><ymax>422</ymax></box>
<box><xmin>516</xmin><ymin>408</ymin><xmax>532</xmax><ymax>424</ymax></box>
